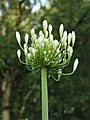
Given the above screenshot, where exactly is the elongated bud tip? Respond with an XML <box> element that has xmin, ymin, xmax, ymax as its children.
<box><xmin>17</xmin><ymin>49</ymin><xmax>21</xmax><ymax>59</ymax></box>
<box><xmin>59</xmin><ymin>24</ymin><xmax>64</xmax><ymax>38</ymax></box>
<box><xmin>16</xmin><ymin>31</ymin><xmax>21</xmax><ymax>45</ymax></box>
<box><xmin>43</xmin><ymin>20</ymin><xmax>48</xmax><ymax>32</ymax></box>
<box><xmin>25</xmin><ymin>33</ymin><xmax>29</xmax><ymax>44</ymax></box>
<box><xmin>68</xmin><ymin>33</ymin><xmax>72</xmax><ymax>45</ymax></box>
<box><xmin>49</xmin><ymin>24</ymin><xmax>52</xmax><ymax>34</ymax></box>
<box><xmin>73</xmin><ymin>58</ymin><xmax>79</xmax><ymax>72</ymax></box>
<box><xmin>72</xmin><ymin>31</ymin><xmax>76</xmax><ymax>46</ymax></box>
<box><xmin>31</xmin><ymin>28</ymin><xmax>35</xmax><ymax>35</ymax></box>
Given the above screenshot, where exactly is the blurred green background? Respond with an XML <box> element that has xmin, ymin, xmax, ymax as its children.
<box><xmin>0</xmin><ymin>0</ymin><xmax>90</xmax><ymax>120</ymax></box>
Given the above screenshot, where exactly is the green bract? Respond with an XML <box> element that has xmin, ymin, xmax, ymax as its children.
<box><xmin>16</xmin><ymin>20</ymin><xmax>79</xmax><ymax>80</ymax></box>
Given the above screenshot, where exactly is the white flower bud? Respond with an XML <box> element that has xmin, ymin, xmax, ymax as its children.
<box><xmin>49</xmin><ymin>34</ymin><xmax>53</xmax><ymax>42</ymax></box>
<box><xmin>25</xmin><ymin>33</ymin><xmax>29</xmax><ymax>44</ymax></box>
<box><xmin>24</xmin><ymin>48</ymin><xmax>28</xmax><ymax>56</ymax></box>
<box><xmin>59</xmin><ymin>24</ymin><xmax>64</xmax><ymax>38</ymax></box>
<box><xmin>73</xmin><ymin>58</ymin><xmax>79</xmax><ymax>72</ymax></box>
<box><xmin>72</xmin><ymin>31</ymin><xmax>75</xmax><ymax>46</ymax></box>
<box><xmin>31</xmin><ymin>28</ymin><xmax>35</xmax><ymax>35</ymax></box>
<box><xmin>43</xmin><ymin>20</ymin><xmax>48</xmax><ymax>32</ymax></box>
<box><xmin>17</xmin><ymin>49</ymin><xmax>21</xmax><ymax>59</ymax></box>
<box><xmin>68</xmin><ymin>33</ymin><xmax>72</xmax><ymax>45</ymax></box>
<box><xmin>68</xmin><ymin>46</ymin><xmax>73</xmax><ymax>57</ymax></box>
<box><xmin>53</xmin><ymin>39</ymin><xmax>59</xmax><ymax>48</ymax></box>
<box><xmin>24</xmin><ymin>43</ymin><xmax>27</xmax><ymax>49</ymax></box>
<box><xmin>63</xmin><ymin>31</ymin><xmax>67</xmax><ymax>41</ymax></box>
<box><xmin>49</xmin><ymin>24</ymin><xmax>52</xmax><ymax>34</ymax></box>
<box><xmin>38</xmin><ymin>36</ymin><xmax>43</xmax><ymax>45</ymax></box>
<box><xmin>16</xmin><ymin>31</ymin><xmax>21</xmax><ymax>45</ymax></box>
<box><xmin>39</xmin><ymin>30</ymin><xmax>44</xmax><ymax>37</ymax></box>
<box><xmin>45</xmin><ymin>31</ymin><xmax>48</xmax><ymax>38</ymax></box>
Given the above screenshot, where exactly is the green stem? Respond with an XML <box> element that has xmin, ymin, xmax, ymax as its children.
<box><xmin>41</xmin><ymin>68</ymin><xmax>48</xmax><ymax>120</ymax></box>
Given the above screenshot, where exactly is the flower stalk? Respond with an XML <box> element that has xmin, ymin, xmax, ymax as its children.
<box><xmin>41</xmin><ymin>68</ymin><xmax>48</xmax><ymax>120</ymax></box>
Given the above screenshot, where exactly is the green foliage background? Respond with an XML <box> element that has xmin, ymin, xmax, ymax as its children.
<box><xmin>0</xmin><ymin>0</ymin><xmax>90</xmax><ymax>120</ymax></box>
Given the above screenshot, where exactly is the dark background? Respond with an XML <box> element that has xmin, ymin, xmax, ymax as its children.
<box><xmin>0</xmin><ymin>0</ymin><xmax>90</xmax><ymax>120</ymax></box>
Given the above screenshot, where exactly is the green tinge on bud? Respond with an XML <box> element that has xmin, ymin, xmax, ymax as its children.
<box><xmin>59</xmin><ymin>24</ymin><xmax>64</xmax><ymax>38</ymax></box>
<box><xmin>72</xmin><ymin>31</ymin><xmax>75</xmax><ymax>46</ymax></box>
<box><xmin>43</xmin><ymin>20</ymin><xmax>48</xmax><ymax>32</ymax></box>
<box><xmin>25</xmin><ymin>33</ymin><xmax>29</xmax><ymax>44</ymax></box>
<box><xmin>73</xmin><ymin>58</ymin><xmax>79</xmax><ymax>72</ymax></box>
<box><xmin>68</xmin><ymin>33</ymin><xmax>72</xmax><ymax>45</ymax></box>
<box><xmin>49</xmin><ymin>24</ymin><xmax>52</xmax><ymax>34</ymax></box>
<box><xmin>17</xmin><ymin>49</ymin><xmax>21</xmax><ymax>59</ymax></box>
<box><xmin>16</xmin><ymin>31</ymin><xmax>21</xmax><ymax>45</ymax></box>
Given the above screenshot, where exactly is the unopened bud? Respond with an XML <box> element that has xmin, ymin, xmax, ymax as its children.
<box><xmin>68</xmin><ymin>46</ymin><xmax>73</xmax><ymax>57</ymax></box>
<box><xmin>38</xmin><ymin>36</ymin><xmax>43</xmax><ymax>45</ymax></box>
<box><xmin>24</xmin><ymin>48</ymin><xmax>28</xmax><ymax>56</ymax></box>
<box><xmin>72</xmin><ymin>31</ymin><xmax>75</xmax><ymax>46</ymax></box>
<box><xmin>39</xmin><ymin>30</ymin><xmax>44</xmax><ymax>37</ymax></box>
<box><xmin>17</xmin><ymin>49</ymin><xmax>21</xmax><ymax>59</ymax></box>
<box><xmin>25</xmin><ymin>33</ymin><xmax>29</xmax><ymax>44</ymax></box>
<box><xmin>68</xmin><ymin>33</ymin><xmax>72</xmax><ymax>45</ymax></box>
<box><xmin>59</xmin><ymin>24</ymin><xmax>64</xmax><ymax>38</ymax></box>
<box><xmin>73</xmin><ymin>59</ymin><xmax>79</xmax><ymax>72</ymax></box>
<box><xmin>31</xmin><ymin>28</ymin><xmax>35</xmax><ymax>35</ymax></box>
<box><xmin>63</xmin><ymin>31</ymin><xmax>67</xmax><ymax>41</ymax></box>
<box><xmin>43</xmin><ymin>20</ymin><xmax>48</xmax><ymax>32</ymax></box>
<box><xmin>49</xmin><ymin>34</ymin><xmax>53</xmax><ymax>42</ymax></box>
<box><xmin>16</xmin><ymin>31</ymin><xmax>21</xmax><ymax>45</ymax></box>
<box><xmin>45</xmin><ymin>31</ymin><xmax>48</xmax><ymax>38</ymax></box>
<box><xmin>49</xmin><ymin>24</ymin><xmax>52</xmax><ymax>34</ymax></box>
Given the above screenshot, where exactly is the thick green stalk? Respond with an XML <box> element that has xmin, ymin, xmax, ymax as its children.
<box><xmin>41</xmin><ymin>68</ymin><xmax>48</xmax><ymax>120</ymax></box>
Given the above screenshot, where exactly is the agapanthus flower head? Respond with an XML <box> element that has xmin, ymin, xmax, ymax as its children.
<box><xmin>16</xmin><ymin>20</ymin><xmax>79</xmax><ymax>80</ymax></box>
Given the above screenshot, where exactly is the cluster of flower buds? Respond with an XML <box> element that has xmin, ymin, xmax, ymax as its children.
<box><xmin>16</xmin><ymin>20</ymin><xmax>79</xmax><ymax>80</ymax></box>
